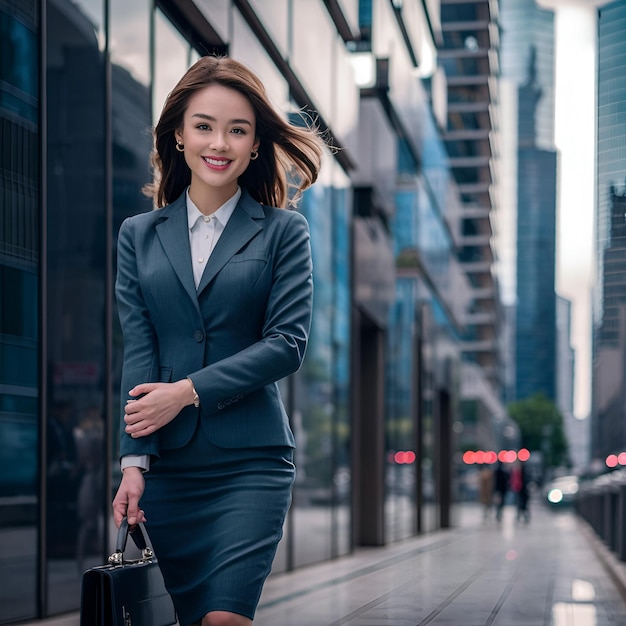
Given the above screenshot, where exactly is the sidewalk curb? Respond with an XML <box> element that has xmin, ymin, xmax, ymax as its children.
<box><xmin>578</xmin><ymin>516</ymin><xmax>626</xmax><ymax>603</ymax></box>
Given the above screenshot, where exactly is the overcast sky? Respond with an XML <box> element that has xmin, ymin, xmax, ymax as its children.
<box><xmin>547</xmin><ymin>0</ymin><xmax>597</xmax><ymax>419</ymax></box>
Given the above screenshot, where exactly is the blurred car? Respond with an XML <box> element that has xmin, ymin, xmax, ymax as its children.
<box><xmin>545</xmin><ymin>475</ymin><xmax>579</xmax><ymax>507</ymax></box>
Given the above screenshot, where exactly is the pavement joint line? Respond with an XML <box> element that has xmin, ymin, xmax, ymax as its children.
<box><xmin>322</xmin><ymin>548</ymin><xmax>492</xmax><ymax>626</ymax></box>
<box><xmin>259</xmin><ymin>527</ymin><xmax>470</xmax><ymax>610</ymax></box>
<box><xmin>325</xmin><ymin>569</ymin><xmax>430</xmax><ymax>626</ymax></box>
<box><xmin>485</xmin><ymin>554</ymin><xmax>525</xmax><ymax>626</ymax></box>
<box><xmin>416</xmin><ymin>563</ymin><xmax>489</xmax><ymax>626</ymax></box>
<box><xmin>543</xmin><ymin>572</ymin><xmax>556</xmax><ymax>626</ymax></box>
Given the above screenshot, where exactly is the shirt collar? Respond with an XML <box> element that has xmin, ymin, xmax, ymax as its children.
<box><xmin>186</xmin><ymin>187</ymin><xmax>241</xmax><ymax>230</ymax></box>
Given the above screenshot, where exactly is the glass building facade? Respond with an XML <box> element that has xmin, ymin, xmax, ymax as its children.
<box><xmin>437</xmin><ymin>1</ymin><xmax>516</xmax><ymax>491</ymax></box>
<box><xmin>515</xmin><ymin>147</ymin><xmax>557</xmax><ymax>402</ymax></box>
<box><xmin>0</xmin><ymin>0</ymin><xmax>469</xmax><ymax>621</ymax></box>
<box><xmin>595</xmin><ymin>0</ymin><xmax>626</xmax><ymax>318</ymax></box>
<box><xmin>499</xmin><ymin>0</ymin><xmax>555</xmax><ymax>150</ymax></box>
<box><xmin>592</xmin><ymin>0</ymin><xmax>626</xmax><ymax>461</ymax></box>
<box><xmin>499</xmin><ymin>0</ymin><xmax>558</xmax><ymax>404</ymax></box>
<box><xmin>0</xmin><ymin>1</ymin><xmax>40</xmax><ymax>621</ymax></box>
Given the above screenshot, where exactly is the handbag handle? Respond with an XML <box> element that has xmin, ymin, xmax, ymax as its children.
<box><xmin>108</xmin><ymin>517</ymin><xmax>154</xmax><ymax>565</ymax></box>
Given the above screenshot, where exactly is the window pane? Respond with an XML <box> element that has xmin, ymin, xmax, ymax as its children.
<box><xmin>0</xmin><ymin>1</ymin><xmax>40</xmax><ymax>621</ymax></box>
<box><xmin>46</xmin><ymin>0</ymin><xmax>107</xmax><ymax>613</ymax></box>
<box><xmin>154</xmin><ymin>9</ymin><xmax>193</xmax><ymax>123</ymax></box>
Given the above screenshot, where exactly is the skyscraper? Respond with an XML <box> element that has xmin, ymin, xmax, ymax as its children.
<box><xmin>500</xmin><ymin>0</ymin><xmax>555</xmax><ymax>149</ymax></box>
<box><xmin>438</xmin><ymin>0</ymin><xmax>508</xmax><ymax>459</ymax></box>
<box><xmin>500</xmin><ymin>0</ymin><xmax>558</xmax><ymax>403</ymax></box>
<box><xmin>515</xmin><ymin>110</ymin><xmax>558</xmax><ymax>400</ymax></box>
<box><xmin>591</xmin><ymin>0</ymin><xmax>626</xmax><ymax>461</ymax></box>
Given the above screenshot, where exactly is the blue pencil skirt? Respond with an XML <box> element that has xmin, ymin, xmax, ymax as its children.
<box><xmin>141</xmin><ymin>423</ymin><xmax>295</xmax><ymax>625</ymax></box>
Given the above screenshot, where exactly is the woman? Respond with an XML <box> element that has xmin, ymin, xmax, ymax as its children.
<box><xmin>112</xmin><ymin>55</ymin><xmax>325</xmax><ymax>626</ymax></box>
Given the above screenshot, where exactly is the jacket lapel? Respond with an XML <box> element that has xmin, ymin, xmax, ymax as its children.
<box><xmin>155</xmin><ymin>194</ymin><xmax>198</xmax><ymax>305</ymax></box>
<box><xmin>196</xmin><ymin>190</ymin><xmax>264</xmax><ymax>296</ymax></box>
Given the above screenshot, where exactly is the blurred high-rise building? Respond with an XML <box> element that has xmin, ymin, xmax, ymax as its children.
<box><xmin>556</xmin><ymin>295</ymin><xmax>585</xmax><ymax>470</ymax></box>
<box><xmin>591</xmin><ymin>0</ymin><xmax>626</xmax><ymax>463</ymax></box>
<box><xmin>438</xmin><ymin>0</ymin><xmax>520</xmax><ymax>457</ymax></box>
<box><xmin>499</xmin><ymin>0</ymin><xmax>559</xmax><ymax>404</ymax></box>
<box><xmin>592</xmin><ymin>0</ymin><xmax>626</xmax><ymax>466</ymax></box>
<box><xmin>500</xmin><ymin>0</ymin><xmax>555</xmax><ymax>149</ymax></box>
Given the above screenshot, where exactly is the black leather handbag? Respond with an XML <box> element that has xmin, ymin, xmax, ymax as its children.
<box><xmin>80</xmin><ymin>518</ymin><xmax>177</xmax><ymax>626</ymax></box>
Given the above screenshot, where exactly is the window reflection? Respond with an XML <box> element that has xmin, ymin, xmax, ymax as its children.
<box><xmin>0</xmin><ymin>0</ymin><xmax>40</xmax><ymax>619</ymax></box>
<box><xmin>331</xmin><ymin>181</ymin><xmax>352</xmax><ymax>558</ymax></box>
<box><xmin>73</xmin><ymin>0</ymin><xmax>104</xmax><ymax>37</ymax></box>
<box><xmin>291</xmin><ymin>166</ymin><xmax>351</xmax><ymax>566</ymax></box>
<box><xmin>46</xmin><ymin>0</ymin><xmax>107</xmax><ymax>613</ymax></box>
<box><xmin>421</xmin><ymin>389</ymin><xmax>436</xmax><ymax>531</ymax></box>
<box><xmin>293</xmin><ymin>183</ymin><xmax>335</xmax><ymax>567</ymax></box>
<box><xmin>110</xmin><ymin>0</ymin><xmax>150</xmax><ymax>86</ymax></box>
<box><xmin>154</xmin><ymin>10</ymin><xmax>194</xmax><ymax>122</ymax></box>
<box><xmin>552</xmin><ymin>603</ymin><xmax>597</xmax><ymax>626</ymax></box>
<box><xmin>385</xmin><ymin>279</ymin><xmax>417</xmax><ymax>541</ymax></box>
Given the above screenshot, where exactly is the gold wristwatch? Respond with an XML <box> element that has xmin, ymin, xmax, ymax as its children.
<box><xmin>187</xmin><ymin>377</ymin><xmax>200</xmax><ymax>407</ymax></box>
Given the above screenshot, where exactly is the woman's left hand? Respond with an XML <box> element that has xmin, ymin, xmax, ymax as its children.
<box><xmin>124</xmin><ymin>380</ymin><xmax>195</xmax><ymax>437</ymax></box>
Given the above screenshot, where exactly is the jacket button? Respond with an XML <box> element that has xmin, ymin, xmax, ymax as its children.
<box><xmin>193</xmin><ymin>330</ymin><xmax>204</xmax><ymax>342</ymax></box>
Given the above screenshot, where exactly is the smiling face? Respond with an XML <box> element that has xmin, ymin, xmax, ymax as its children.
<box><xmin>175</xmin><ymin>84</ymin><xmax>260</xmax><ymax>213</ymax></box>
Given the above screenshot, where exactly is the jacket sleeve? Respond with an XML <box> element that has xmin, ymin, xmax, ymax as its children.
<box><xmin>115</xmin><ymin>217</ymin><xmax>161</xmax><ymax>459</ymax></box>
<box><xmin>189</xmin><ymin>211</ymin><xmax>313</xmax><ymax>413</ymax></box>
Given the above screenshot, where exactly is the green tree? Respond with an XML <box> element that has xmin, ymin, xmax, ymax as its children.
<box><xmin>508</xmin><ymin>393</ymin><xmax>569</xmax><ymax>468</ymax></box>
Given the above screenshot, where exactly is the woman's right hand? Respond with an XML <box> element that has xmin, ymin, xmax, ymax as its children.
<box><xmin>112</xmin><ymin>466</ymin><xmax>146</xmax><ymax>527</ymax></box>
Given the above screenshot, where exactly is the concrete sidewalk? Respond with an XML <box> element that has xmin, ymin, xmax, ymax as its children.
<box><xmin>15</xmin><ymin>501</ymin><xmax>626</xmax><ymax>625</ymax></box>
<box><xmin>254</xmin><ymin>503</ymin><xmax>626</xmax><ymax>625</ymax></box>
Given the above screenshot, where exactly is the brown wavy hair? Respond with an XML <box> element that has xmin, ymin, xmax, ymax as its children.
<box><xmin>143</xmin><ymin>55</ymin><xmax>326</xmax><ymax>209</ymax></box>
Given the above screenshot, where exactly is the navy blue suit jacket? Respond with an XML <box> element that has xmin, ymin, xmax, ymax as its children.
<box><xmin>115</xmin><ymin>189</ymin><xmax>312</xmax><ymax>461</ymax></box>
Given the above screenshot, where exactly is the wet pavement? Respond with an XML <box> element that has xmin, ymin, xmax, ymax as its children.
<box><xmin>15</xmin><ymin>500</ymin><xmax>626</xmax><ymax>625</ymax></box>
<box><xmin>255</xmin><ymin>501</ymin><xmax>626</xmax><ymax>625</ymax></box>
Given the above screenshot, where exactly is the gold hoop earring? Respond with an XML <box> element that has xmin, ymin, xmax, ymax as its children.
<box><xmin>250</xmin><ymin>150</ymin><xmax>259</xmax><ymax>161</ymax></box>
<box><xmin>175</xmin><ymin>141</ymin><xmax>184</xmax><ymax>153</ymax></box>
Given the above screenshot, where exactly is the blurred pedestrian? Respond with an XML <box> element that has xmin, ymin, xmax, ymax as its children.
<box><xmin>478</xmin><ymin>465</ymin><xmax>494</xmax><ymax>520</ymax></box>
<box><xmin>112</xmin><ymin>55</ymin><xmax>326</xmax><ymax>626</ymax></box>
<box><xmin>493</xmin><ymin>461</ymin><xmax>509</xmax><ymax>521</ymax></box>
<box><xmin>75</xmin><ymin>406</ymin><xmax>104</xmax><ymax>573</ymax></box>
<box><xmin>47</xmin><ymin>400</ymin><xmax>78</xmax><ymax>556</ymax></box>
<box><xmin>511</xmin><ymin>461</ymin><xmax>530</xmax><ymax>523</ymax></box>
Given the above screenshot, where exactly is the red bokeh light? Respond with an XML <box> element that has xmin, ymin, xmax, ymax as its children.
<box><xmin>464</xmin><ymin>449</ymin><xmax>530</xmax><ymax>465</ymax></box>
<box><xmin>504</xmin><ymin>450</ymin><xmax>517</xmax><ymax>463</ymax></box>
<box><xmin>485</xmin><ymin>450</ymin><xmax>498</xmax><ymax>464</ymax></box>
<box><xmin>394</xmin><ymin>451</ymin><xmax>416</xmax><ymax>464</ymax></box>
<box><xmin>606</xmin><ymin>454</ymin><xmax>619</xmax><ymax>468</ymax></box>
<box><xmin>463</xmin><ymin>451</ymin><xmax>476</xmax><ymax>464</ymax></box>
<box><xmin>618</xmin><ymin>452</ymin><xmax>626</xmax><ymax>465</ymax></box>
